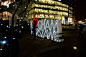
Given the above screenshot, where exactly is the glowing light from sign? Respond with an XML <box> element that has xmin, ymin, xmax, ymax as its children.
<box><xmin>33</xmin><ymin>18</ymin><xmax>38</xmax><ymax>28</ymax></box>
<box><xmin>30</xmin><ymin>19</ymin><xmax>64</xmax><ymax>42</ymax></box>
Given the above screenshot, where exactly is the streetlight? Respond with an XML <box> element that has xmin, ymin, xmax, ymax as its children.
<box><xmin>13</xmin><ymin>5</ymin><xmax>15</xmax><ymax>6</ymax></box>
<box><xmin>58</xmin><ymin>0</ymin><xmax>61</xmax><ymax>1</ymax></box>
<box><xmin>26</xmin><ymin>15</ymin><xmax>27</xmax><ymax>17</ymax></box>
<box><xmin>25</xmin><ymin>7</ymin><xmax>26</xmax><ymax>8</ymax></box>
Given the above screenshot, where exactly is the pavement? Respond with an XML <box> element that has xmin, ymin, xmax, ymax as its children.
<box><xmin>62</xmin><ymin>26</ymin><xmax>79</xmax><ymax>30</ymax></box>
<box><xmin>17</xmin><ymin>29</ymin><xmax>86</xmax><ymax>57</ymax></box>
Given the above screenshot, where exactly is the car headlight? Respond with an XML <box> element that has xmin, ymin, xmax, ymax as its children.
<box><xmin>1</xmin><ymin>41</ymin><xmax>6</xmax><ymax>45</ymax></box>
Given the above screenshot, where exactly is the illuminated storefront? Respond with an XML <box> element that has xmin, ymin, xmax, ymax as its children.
<box><xmin>0</xmin><ymin>11</ymin><xmax>12</xmax><ymax>20</ymax></box>
<box><xmin>68</xmin><ymin>17</ymin><xmax>73</xmax><ymax>24</ymax></box>
<box><xmin>27</xmin><ymin>0</ymin><xmax>74</xmax><ymax>24</ymax></box>
<box><xmin>0</xmin><ymin>11</ymin><xmax>12</xmax><ymax>26</ymax></box>
<box><xmin>0</xmin><ymin>0</ymin><xmax>15</xmax><ymax>9</ymax></box>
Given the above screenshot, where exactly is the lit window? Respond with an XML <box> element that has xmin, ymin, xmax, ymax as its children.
<box><xmin>32</xmin><ymin>14</ymin><xmax>34</xmax><ymax>18</ymax></box>
<box><xmin>45</xmin><ymin>0</ymin><xmax>48</xmax><ymax>3</ymax></box>
<box><xmin>59</xmin><ymin>7</ymin><xmax>62</xmax><ymax>10</ymax></box>
<box><xmin>54</xmin><ymin>2</ymin><xmax>57</xmax><ymax>5</ymax></box>
<box><xmin>56</xmin><ymin>6</ymin><xmax>59</xmax><ymax>9</ymax></box>
<box><xmin>54</xmin><ymin>6</ymin><xmax>56</xmax><ymax>9</ymax></box>
<box><xmin>55</xmin><ymin>15</ymin><xmax>58</xmax><ymax>19</ymax></box>
<box><xmin>42</xmin><ymin>0</ymin><xmax>45</xmax><ymax>2</ymax></box>
<box><xmin>45</xmin><ymin>15</ymin><xmax>49</xmax><ymax>18</ymax></box>
<box><xmin>54</xmin><ymin>11</ymin><xmax>55</xmax><ymax>14</ymax></box>
<box><xmin>49</xmin><ymin>15</ymin><xmax>54</xmax><ymax>19</ymax></box>
<box><xmin>41</xmin><ymin>10</ymin><xmax>44</xmax><ymax>13</ymax></box>
<box><xmin>65</xmin><ymin>8</ymin><xmax>67</xmax><ymax>11</ymax></box>
<box><xmin>49</xmin><ymin>10</ymin><xmax>53</xmax><ymax>14</ymax></box>
<box><xmin>44</xmin><ymin>5</ymin><xmax>45</xmax><ymax>8</ymax></box>
<box><xmin>58</xmin><ymin>12</ymin><xmax>62</xmax><ymax>15</ymax></box>
<box><xmin>41</xmin><ymin>5</ymin><xmax>44</xmax><ymax>8</ymax></box>
<box><xmin>60</xmin><ymin>3</ymin><xmax>62</xmax><ymax>6</ymax></box>
<box><xmin>39</xmin><ymin>0</ymin><xmax>42</xmax><ymax>2</ymax></box>
<box><xmin>40</xmin><ymin>9</ymin><xmax>43</xmax><ymax>13</ymax></box>
<box><xmin>35</xmin><ymin>14</ymin><xmax>38</xmax><ymax>18</ymax></box>
<box><xmin>44</xmin><ymin>10</ymin><xmax>47</xmax><ymax>13</ymax></box>
<box><xmin>48</xmin><ymin>1</ymin><xmax>51</xmax><ymax>4</ymax></box>
<box><xmin>60</xmin><ymin>16</ymin><xmax>62</xmax><ymax>19</ymax></box>
<box><xmin>38</xmin><ymin>9</ymin><xmax>41</xmax><ymax>12</ymax></box>
<box><xmin>50</xmin><ymin>6</ymin><xmax>53</xmax><ymax>9</ymax></box>
<box><xmin>51</xmin><ymin>1</ymin><xmax>54</xmax><ymax>4</ymax></box>
<box><xmin>58</xmin><ymin>2</ymin><xmax>61</xmax><ymax>5</ymax></box>
<box><xmin>35</xmin><ymin>4</ymin><xmax>38</xmax><ymax>7</ymax></box>
<box><xmin>48</xmin><ymin>6</ymin><xmax>50</xmax><ymax>8</ymax></box>
<box><xmin>35</xmin><ymin>0</ymin><xmax>37</xmax><ymax>1</ymax></box>
<box><xmin>32</xmin><ymin>3</ymin><xmax>35</xmax><ymax>8</ymax></box>
<box><xmin>54</xmin><ymin>11</ymin><xmax>58</xmax><ymax>14</ymax></box>
<box><xmin>57</xmin><ymin>15</ymin><xmax>60</xmax><ymax>19</ymax></box>
<box><xmin>39</xmin><ymin>14</ymin><xmax>44</xmax><ymax>18</ymax></box>
<box><xmin>35</xmin><ymin>8</ymin><xmax>38</xmax><ymax>12</ymax></box>
<box><xmin>57</xmin><ymin>7</ymin><xmax>60</xmax><ymax>10</ymax></box>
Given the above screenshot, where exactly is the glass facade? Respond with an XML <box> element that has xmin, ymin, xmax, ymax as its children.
<box><xmin>27</xmin><ymin>0</ymin><xmax>74</xmax><ymax>24</ymax></box>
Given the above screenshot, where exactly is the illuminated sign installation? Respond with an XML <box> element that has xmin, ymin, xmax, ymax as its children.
<box><xmin>33</xmin><ymin>18</ymin><xmax>38</xmax><ymax>28</ymax></box>
<box><xmin>30</xmin><ymin>19</ymin><xmax>64</xmax><ymax>42</ymax></box>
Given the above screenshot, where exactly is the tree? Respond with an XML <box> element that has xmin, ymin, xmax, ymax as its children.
<box><xmin>0</xmin><ymin>0</ymin><xmax>30</xmax><ymax>57</ymax></box>
<box><xmin>9</xmin><ymin>0</ymin><xmax>29</xmax><ymax>57</ymax></box>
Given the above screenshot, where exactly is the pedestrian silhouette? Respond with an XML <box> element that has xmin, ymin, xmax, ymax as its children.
<box><xmin>33</xmin><ymin>21</ymin><xmax>36</xmax><ymax>40</ymax></box>
<box><xmin>78</xmin><ymin>24</ymin><xmax>84</xmax><ymax>39</ymax></box>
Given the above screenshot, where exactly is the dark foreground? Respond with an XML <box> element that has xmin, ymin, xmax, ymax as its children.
<box><xmin>17</xmin><ymin>29</ymin><xmax>86</xmax><ymax>57</ymax></box>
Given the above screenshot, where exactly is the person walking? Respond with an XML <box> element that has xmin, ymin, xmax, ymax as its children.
<box><xmin>33</xmin><ymin>21</ymin><xmax>36</xmax><ymax>40</ymax></box>
<box><xmin>78</xmin><ymin>24</ymin><xmax>84</xmax><ymax>39</ymax></box>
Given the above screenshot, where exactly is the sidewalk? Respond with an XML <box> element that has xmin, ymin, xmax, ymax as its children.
<box><xmin>18</xmin><ymin>30</ymin><xmax>86</xmax><ymax>57</ymax></box>
<box><xmin>62</xmin><ymin>26</ymin><xmax>79</xmax><ymax>30</ymax></box>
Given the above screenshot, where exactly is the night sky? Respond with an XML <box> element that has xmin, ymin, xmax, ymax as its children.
<box><xmin>75</xmin><ymin>0</ymin><xmax>86</xmax><ymax>21</ymax></box>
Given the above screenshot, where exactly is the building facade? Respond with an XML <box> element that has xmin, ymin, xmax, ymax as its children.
<box><xmin>27</xmin><ymin>0</ymin><xmax>74</xmax><ymax>25</ymax></box>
